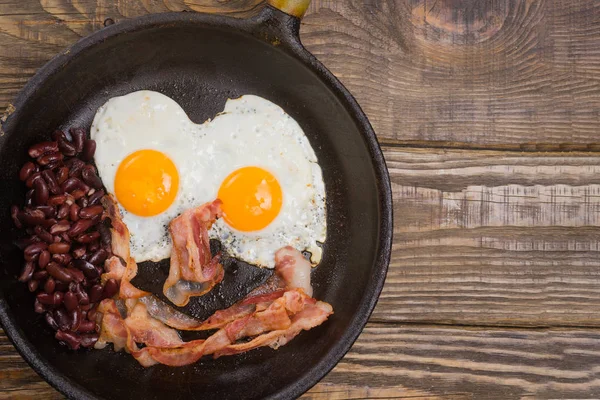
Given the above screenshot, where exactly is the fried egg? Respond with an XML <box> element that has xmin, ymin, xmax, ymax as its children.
<box><xmin>91</xmin><ymin>90</ymin><xmax>326</xmax><ymax>268</ymax></box>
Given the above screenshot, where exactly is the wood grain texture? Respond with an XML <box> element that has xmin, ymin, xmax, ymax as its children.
<box><xmin>377</xmin><ymin>147</ymin><xmax>600</xmax><ymax>327</ymax></box>
<box><xmin>4</xmin><ymin>324</ymin><xmax>600</xmax><ymax>399</ymax></box>
<box><xmin>0</xmin><ymin>0</ymin><xmax>600</xmax><ymax>148</ymax></box>
<box><xmin>1</xmin><ymin>0</ymin><xmax>600</xmax><ymax>399</ymax></box>
<box><xmin>302</xmin><ymin>0</ymin><xmax>600</xmax><ymax>148</ymax></box>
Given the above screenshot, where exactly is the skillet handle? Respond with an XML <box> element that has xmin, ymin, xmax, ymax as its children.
<box><xmin>266</xmin><ymin>0</ymin><xmax>311</xmax><ymax>19</ymax></box>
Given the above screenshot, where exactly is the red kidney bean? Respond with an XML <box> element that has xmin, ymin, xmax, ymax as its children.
<box><xmin>45</xmin><ymin>312</ymin><xmax>59</xmax><ymax>331</ymax></box>
<box><xmin>67</xmin><ymin>267</ymin><xmax>85</xmax><ymax>283</ymax></box>
<box><xmin>40</xmin><ymin>218</ymin><xmax>57</xmax><ymax>229</ymax></box>
<box><xmin>45</xmin><ymin>161</ymin><xmax>61</xmax><ymax>170</ymax></box>
<box><xmin>49</xmin><ymin>220</ymin><xmax>70</xmax><ymax>234</ymax></box>
<box><xmin>59</xmin><ymin>232</ymin><xmax>71</xmax><ymax>243</ymax></box>
<box><xmin>55</xmin><ymin>282</ymin><xmax>69</xmax><ymax>292</ymax></box>
<box><xmin>71</xmin><ymin>308</ymin><xmax>82</xmax><ymax>331</ymax></box>
<box><xmin>34</xmin><ymin>299</ymin><xmax>45</xmax><ymax>314</ymax></box>
<box><xmin>18</xmin><ymin>261</ymin><xmax>35</xmax><ymax>282</ymax></box>
<box><xmin>24</xmin><ymin>189</ymin><xmax>34</xmax><ymax>207</ymax></box>
<box><xmin>80</xmin><ymin>303</ymin><xmax>92</xmax><ymax>311</ymax></box>
<box><xmin>76</xmin><ymin>196</ymin><xmax>89</xmax><ymax>209</ymax></box>
<box><xmin>88</xmin><ymin>189</ymin><xmax>105</xmax><ymax>206</ymax></box>
<box><xmin>76</xmin><ymin>320</ymin><xmax>95</xmax><ymax>333</ymax></box>
<box><xmin>52</xmin><ymin>253</ymin><xmax>72</xmax><ymax>265</ymax></box>
<box><xmin>76</xmin><ymin>290</ymin><xmax>89</xmax><ymax>305</ymax></box>
<box><xmin>44</xmin><ymin>277</ymin><xmax>56</xmax><ymax>294</ymax></box>
<box><xmin>37</xmin><ymin>292</ymin><xmax>63</xmax><ymax>306</ymax></box>
<box><xmin>34</xmin><ymin>226</ymin><xmax>54</xmax><ymax>244</ymax></box>
<box><xmin>102</xmin><ymin>278</ymin><xmax>119</xmax><ymax>299</ymax></box>
<box><xmin>52</xmin><ymin>130</ymin><xmax>66</xmax><ymax>142</ymax></box>
<box><xmin>28</xmin><ymin>278</ymin><xmax>40</xmax><ymax>292</ymax></box>
<box><xmin>81</xmin><ymin>140</ymin><xmax>96</xmax><ymax>161</ymax></box>
<box><xmin>66</xmin><ymin>158</ymin><xmax>85</xmax><ymax>178</ymax></box>
<box><xmin>87</xmin><ymin>241</ymin><xmax>100</xmax><ymax>253</ymax></box>
<box><xmin>47</xmin><ymin>194</ymin><xmax>67</xmax><ymax>206</ymax></box>
<box><xmin>24</xmin><ymin>242</ymin><xmax>47</xmax><ymax>258</ymax></box>
<box><xmin>47</xmin><ymin>262</ymin><xmax>73</xmax><ymax>283</ymax></box>
<box><xmin>19</xmin><ymin>161</ymin><xmax>36</xmax><ymax>182</ymax></box>
<box><xmin>55</xmin><ymin>330</ymin><xmax>80</xmax><ymax>350</ymax></box>
<box><xmin>69</xmin><ymin>203</ymin><xmax>80</xmax><ymax>222</ymax></box>
<box><xmin>63</xmin><ymin>291</ymin><xmax>78</xmax><ymax>312</ymax></box>
<box><xmin>54</xmin><ymin>308</ymin><xmax>71</xmax><ymax>332</ymax></box>
<box><xmin>25</xmin><ymin>172</ymin><xmax>41</xmax><ymax>188</ymax></box>
<box><xmin>54</xmin><ymin>291</ymin><xmax>64</xmax><ymax>305</ymax></box>
<box><xmin>48</xmin><ymin>242</ymin><xmax>70</xmax><ymax>254</ymax></box>
<box><xmin>61</xmin><ymin>177</ymin><xmax>88</xmax><ymax>193</ymax></box>
<box><xmin>68</xmin><ymin>219</ymin><xmax>94</xmax><ymax>237</ymax></box>
<box><xmin>80</xmin><ymin>333</ymin><xmax>99</xmax><ymax>348</ymax></box>
<box><xmin>73</xmin><ymin>259</ymin><xmax>99</xmax><ymax>279</ymax></box>
<box><xmin>57</xmin><ymin>203</ymin><xmax>69</xmax><ymax>219</ymax></box>
<box><xmin>98</xmin><ymin>222</ymin><xmax>111</xmax><ymax>245</ymax></box>
<box><xmin>37</xmin><ymin>151</ymin><xmax>63</xmax><ymax>166</ymax></box>
<box><xmin>69</xmin><ymin>128</ymin><xmax>86</xmax><ymax>153</ymax></box>
<box><xmin>28</xmin><ymin>141</ymin><xmax>58</xmax><ymax>158</ymax></box>
<box><xmin>88</xmin><ymin>249</ymin><xmax>108</xmax><ymax>266</ymax></box>
<box><xmin>71</xmin><ymin>189</ymin><xmax>86</xmax><ymax>200</ymax></box>
<box><xmin>56</xmin><ymin>166</ymin><xmax>69</xmax><ymax>184</ymax></box>
<box><xmin>81</xmin><ymin>165</ymin><xmax>103</xmax><ymax>189</ymax></box>
<box><xmin>57</xmin><ymin>136</ymin><xmax>77</xmax><ymax>157</ymax></box>
<box><xmin>89</xmin><ymin>284</ymin><xmax>104</xmax><ymax>304</ymax></box>
<box><xmin>79</xmin><ymin>205</ymin><xmax>103</xmax><ymax>219</ymax></box>
<box><xmin>33</xmin><ymin>178</ymin><xmax>49</xmax><ymax>205</ymax></box>
<box><xmin>20</xmin><ymin>208</ymin><xmax>45</xmax><ymax>226</ymax></box>
<box><xmin>75</xmin><ymin>232</ymin><xmax>100</xmax><ymax>244</ymax></box>
<box><xmin>11</xmin><ymin>205</ymin><xmax>22</xmax><ymax>228</ymax></box>
<box><xmin>24</xmin><ymin>252</ymin><xmax>40</xmax><ymax>263</ymax></box>
<box><xmin>28</xmin><ymin>279</ymin><xmax>39</xmax><ymax>292</ymax></box>
<box><xmin>72</xmin><ymin>245</ymin><xmax>86</xmax><ymax>259</ymax></box>
<box><xmin>36</xmin><ymin>205</ymin><xmax>55</xmax><ymax>218</ymax></box>
<box><xmin>38</xmin><ymin>250</ymin><xmax>51</xmax><ymax>268</ymax></box>
<box><xmin>34</xmin><ymin>270</ymin><xmax>48</xmax><ymax>280</ymax></box>
<box><xmin>41</xmin><ymin>170</ymin><xmax>63</xmax><ymax>195</ymax></box>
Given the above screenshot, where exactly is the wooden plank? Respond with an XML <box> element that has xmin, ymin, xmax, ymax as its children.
<box><xmin>374</xmin><ymin>147</ymin><xmax>600</xmax><ymax>327</ymax></box>
<box><xmin>302</xmin><ymin>0</ymin><xmax>600</xmax><ymax>148</ymax></box>
<box><xmin>1</xmin><ymin>0</ymin><xmax>600</xmax><ymax>148</ymax></box>
<box><xmin>3</xmin><ymin>324</ymin><xmax>600</xmax><ymax>399</ymax></box>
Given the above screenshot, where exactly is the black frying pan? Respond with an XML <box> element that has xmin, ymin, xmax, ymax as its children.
<box><xmin>0</xmin><ymin>1</ymin><xmax>392</xmax><ymax>399</ymax></box>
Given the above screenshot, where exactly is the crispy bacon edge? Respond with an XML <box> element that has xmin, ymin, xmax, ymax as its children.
<box><xmin>100</xmin><ymin>195</ymin><xmax>148</xmax><ymax>299</ymax></box>
<box><xmin>163</xmin><ymin>200</ymin><xmax>224</xmax><ymax>307</ymax></box>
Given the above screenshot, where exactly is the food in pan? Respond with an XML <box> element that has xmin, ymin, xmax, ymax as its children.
<box><xmin>11</xmin><ymin>91</ymin><xmax>332</xmax><ymax>366</ymax></box>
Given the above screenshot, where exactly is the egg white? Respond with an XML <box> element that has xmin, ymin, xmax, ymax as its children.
<box><xmin>92</xmin><ymin>90</ymin><xmax>326</xmax><ymax>268</ymax></box>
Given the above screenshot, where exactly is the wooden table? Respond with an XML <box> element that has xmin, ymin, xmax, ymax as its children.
<box><xmin>1</xmin><ymin>0</ymin><xmax>600</xmax><ymax>398</ymax></box>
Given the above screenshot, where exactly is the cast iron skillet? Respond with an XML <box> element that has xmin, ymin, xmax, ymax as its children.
<box><xmin>0</xmin><ymin>1</ymin><xmax>392</xmax><ymax>399</ymax></box>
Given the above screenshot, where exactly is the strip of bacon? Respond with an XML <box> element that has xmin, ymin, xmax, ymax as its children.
<box><xmin>274</xmin><ymin>246</ymin><xmax>313</xmax><ymax>297</ymax></box>
<box><xmin>145</xmin><ymin>289</ymin><xmax>315</xmax><ymax>366</ymax></box>
<box><xmin>163</xmin><ymin>200</ymin><xmax>224</xmax><ymax>307</ymax></box>
<box><xmin>99</xmin><ymin>195</ymin><xmax>149</xmax><ymax>299</ymax></box>
<box><xmin>101</xmin><ymin>195</ymin><xmax>130</xmax><ymax>260</ymax></box>
<box><xmin>213</xmin><ymin>300</ymin><xmax>333</xmax><ymax>358</ymax></box>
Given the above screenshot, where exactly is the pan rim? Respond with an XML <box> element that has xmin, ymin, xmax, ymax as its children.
<box><xmin>1</xmin><ymin>8</ymin><xmax>393</xmax><ymax>400</ymax></box>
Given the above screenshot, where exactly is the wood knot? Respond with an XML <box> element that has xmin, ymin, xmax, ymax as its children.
<box><xmin>411</xmin><ymin>0</ymin><xmax>510</xmax><ymax>44</ymax></box>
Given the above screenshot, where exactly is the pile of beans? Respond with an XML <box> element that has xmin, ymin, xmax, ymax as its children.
<box><xmin>11</xmin><ymin>128</ymin><xmax>119</xmax><ymax>350</ymax></box>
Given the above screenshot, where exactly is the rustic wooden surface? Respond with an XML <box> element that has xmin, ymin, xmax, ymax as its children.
<box><xmin>1</xmin><ymin>0</ymin><xmax>600</xmax><ymax>398</ymax></box>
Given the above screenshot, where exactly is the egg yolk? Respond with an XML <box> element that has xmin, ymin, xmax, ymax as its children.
<box><xmin>218</xmin><ymin>166</ymin><xmax>283</xmax><ymax>232</ymax></box>
<box><xmin>114</xmin><ymin>149</ymin><xmax>179</xmax><ymax>217</ymax></box>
